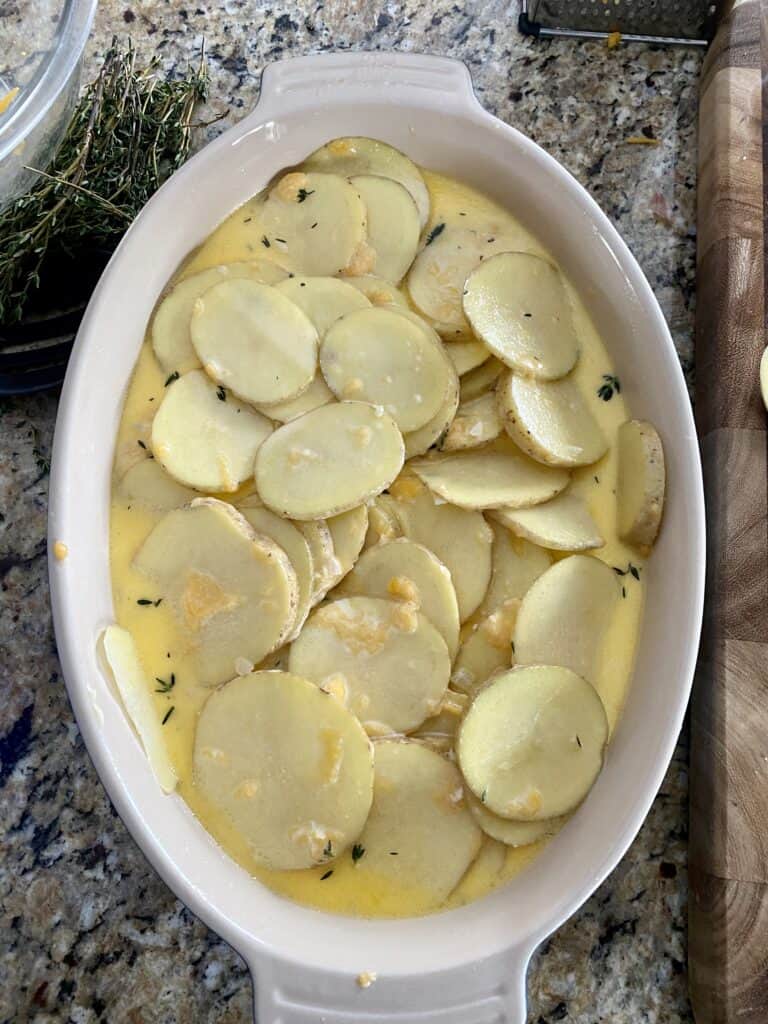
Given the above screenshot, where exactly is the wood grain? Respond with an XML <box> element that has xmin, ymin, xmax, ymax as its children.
<box><xmin>691</xmin><ymin>0</ymin><xmax>768</xmax><ymax>1020</ymax></box>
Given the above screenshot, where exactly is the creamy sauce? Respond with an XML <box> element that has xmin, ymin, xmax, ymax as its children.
<box><xmin>109</xmin><ymin>167</ymin><xmax>644</xmax><ymax>918</ymax></box>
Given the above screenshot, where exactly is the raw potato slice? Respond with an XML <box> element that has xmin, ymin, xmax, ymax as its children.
<box><xmin>345</xmin><ymin>275</ymin><xmax>409</xmax><ymax>308</ymax></box>
<box><xmin>407</xmin><ymin>228</ymin><xmax>521</xmax><ymax>337</ymax></box>
<box><xmin>403</xmin><ymin>371</ymin><xmax>460</xmax><ymax>459</ymax></box>
<box><xmin>239</xmin><ymin>501</ymin><xmax>315</xmax><ymax>638</ymax></box>
<box><xmin>463</xmin><ymin>252</ymin><xmax>579</xmax><ymax>380</ymax></box>
<box><xmin>459</xmin><ymin>357</ymin><xmax>503</xmax><ymax>403</ymax></box>
<box><xmin>350</xmin><ymin>175</ymin><xmax>420</xmax><ymax>283</ymax></box>
<box><xmin>326</xmin><ymin>505</ymin><xmax>369</xmax><ymax>580</ymax></box>
<box><xmin>259</xmin><ymin>373</ymin><xmax>334</xmax><ymax>424</ymax></box>
<box><xmin>151</xmin><ymin>370</ymin><xmax>273</xmax><ymax>492</ymax></box>
<box><xmin>255</xmin><ymin>402</ymin><xmax>404</xmax><ymax>520</ymax></box>
<box><xmin>363</xmin><ymin>494</ymin><xmax>403</xmax><ymax>549</ymax></box>
<box><xmin>514</xmin><ymin>554</ymin><xmax>620</xmax><ymax>682</ymax></box>
<box><xmin>151</xmin><ymin>260</ymin><xmax>289</xmax><ymax>374</ymax></box>
<box><xmin>465</xmin><ymin>789</ymin><xmax>566</xmax><ymax>848</ymax></box>
<box><xmin>491</xmin><ymin>492</ymin><xmax>604</xmax><ymax>552</ymax></box>
<box><xmin>457</xmin><ymin>665</ymin><xmax>608</xmax><ymax>820</ymax></box>
<box><xmin>258</xmin><ymin>171</ymin><xmax>368</xmax><ymax>277</ymax></box>
<box><xmin>410</xmin><ymin>449</ymin><xmax>569</xmax><ymax>510</ymax></box>
<box><xmin>617</xmin><ymin>420</ymin><xmax>666</xmax><ymax>548</ymax></box>
<box><xmin>289</xmin><ymin>596</ymin><xmax>450</xmax><ymax>733</ymax></box>
<box><xmin>193</xmin><ymin>671</ymin><xmax>374</xmax><ymax>869</ymax></box>
<box><xmin>338</xmin><ymin>538</ymin><xmax>460</xmax><ymax>659</ymax></box>
<box><xmin>352</xmin><ymin>741</ymin><xmax>482</xmax><ymax>910</ymax></box>
<box><xmin>390</xmin><ymin>475</ymin><xmax>492</xmax><ymax>621</ymax></box>
<box><xmin>275</xmin><ymin>275</ymin><xmax>371</xmax><ymax>336</ymax></box>
<box><xmin>450</xmin><ymin>599</ymin><xmax>519</xmax><ymax>695</ymax></box>
<box><xmin>320</xmin><ymin>308</ymin><xmax>451</xmax><ymax>432</ymax></box>
<box><xmin>440</xmin><ymin>393</ymin><xmax>501</xmax><ymax>452</ymax></box>
<box><xmin>303</xmin><ymin>137</ymin><xmax>430</xmax><ymax>228</ymax></box>
<box><xmin>445</xmin><ymin>338</ymin><xmax>491</xmax><ymax>376</ymax></box>
<box><xmin>497</xmin><ymin>372</ymin><xmax>608</xmax><ymax>468</ymax></box>
<box><xmin>190</xmin><ymin>279</ymin><xmax>318</xmax><ymax>406</ymax></box>
<box><xmin>450</xmin><ymin>837</ymin><xmax>507</xmax><ymax>903</ymax></box>
<box><xmin>477</xmin><ymin>523</ymin><xmax>551</xmax><ymax>619</ymax></box>
<box><xmin>133</xmin><ymin>498</ymin><xmax>298</xmax><ymax>685</ymax></box>
<box><xmin>295</xmin><ymin>519</ymin><xmax>341</xmax><ymax>603</ymax></box>
<box><xmin>101</xmin><ymin>625</ymin><xmax>178</xmax><ymax>793</ymax></box>
<box><xmin>412</xmin><ymin>689</ymin><xmax>469</xmax><ymax>750</ymax></box>
<box><xmin>119</xmin><ymin>458</ymin><xmax>196</xmax><ymax>511</ymax></box>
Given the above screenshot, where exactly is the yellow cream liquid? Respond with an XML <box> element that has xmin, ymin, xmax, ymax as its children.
<box><xmin>109</xmin><ymin>168</ymin><xmax>644</xmax><ymax>918</ymax></box>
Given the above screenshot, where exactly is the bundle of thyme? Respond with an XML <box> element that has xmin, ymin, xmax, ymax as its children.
<box><xmin>0</xmin><ymin>40</ymin><xmax>208</xmax><ymax>324</ymax></box>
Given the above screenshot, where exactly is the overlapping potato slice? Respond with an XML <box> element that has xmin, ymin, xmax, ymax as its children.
<box><xmin>407</xmin><ymin>228</ymin><xmax>521</xmax><ymax>337</ymax></box>
<box><xmin>326</xmin><ymin>505</ymin><xmax>369</xmax><ymax>581</ymax></box>
<box><xmin>193</xmin><ymin>671</ymin><xmax>374</xmax><ymax>869</ymax></box>
<box><xmin>258</xmin><ymin>374</ymin><xmax>335</xmax><ymax>424</ymax></box>
<box><xmin>133</xmin><ymin>498</ymin><xmax>298</xmax><ymax>685</ymax></box>
<box><xmin>294</xmin><ymin>519</ymin><xmax>341</xmax><ymax>603</ymax></box>
<box><xmin>459</xmin><ymin>356</ymin><xmax>503</xmax><ymax>403</ymax></box>
<box><xmin>350</xmin><ymin>175</ymin><xmax>420</xmax><ymax>283</ymax></box>
<box><xmin>320</xmin><ymin>308</ymin><xmax>451</xmax><ymax>432</ymax></box>
<box><xmin>450</xmin><ymin>599</ymin><xmax>519</xmax><ymax>695</ymax></box>
<box><xmin>151</xmin><ymin>259</ymin><xmax>289</xmax><ymax>374</ymax></box>
<box><xmin>465</xmin><ymin>789</ymin><xmax>566</xmax><ymax>848</ymax></box>
<box><xmin>497</xmin><ymin>372</ymin><xmax>607</xmax><ymax>468</ymax></box>
<box><xmin>477</xmin><ymin>523</ymin><xmax>552</xmax><ymax>619</ymax></box>
<box><xmin>101</xmin><ymin>625</ymin><xmax>178</xmax><ymax>793</ymax></box>
<box><xmin>390</xmin><ymin>475</ymin><xmax>492</xmax><ymax>621</ymax></box>
<box><xmin>289</xmin><ymin>596</ymin><xmax>450</xmax><ymax>733</ymax></box>
<box><xmin>492</xmin><ymin>492</ymin><xmax>603</xmax><ymax>551</ymax></box>
<box><xmin>440</xmin><ymin>393</ymin><xmax>501</xmax><ymax>452</ymax></box>
<box><xmin>258</xmin><ymin>171</ymin><xmax>369</xmax><ymax>276</ymax></box>
<box><xmin>514</xmin><ymin>555</ymin><xmax>620</xmax><ymax>682</ymax></box>
<box><xmin>411</xmin><ymin>689</ymin><xmax>469</xmax><ymax>751</ymax></box>
<box><xmin>119</xmin><ymin>458</ymin><xmax>196</xmax><ymax>511</ymax></box>
<box><xmin>239</xmin><ymin>500</ymin><xmax>315</xmax><ymax>639</ymax></box>
<box><xmin>338</xmin><ymin>538</ymin><xmax>460</xmax><ymax>659</ymax></box>
<box><xmin>445</xmin><ymin>338</ymin><xmax>491</xmax><ymax>377</ymax></box>
<box><xmin>363</xmin><ymin>493</ymin><xmax>403</xmax><ymax>549</ymax></box>
<box><xmin>303</xmin><ymin>137</ymin><xmax>430</xmax><ymax>228</ymax></box>
<box><xmin>352</xmin><ymin>741</ymin><xmax>482</xmax><ymax>909</ymax></box>
<box><xmin>190</xmin><ymin>279</ymin><xmax>318</xmax><ymax>406</ymax></box>
<box><xmin>617</xmin><ymin>419</ymin><xmax>666</xmax><ymax>548</ymax></box>
<box><xmin>457</xmin><ymin>665</ymin><xmax>608</xmax><ymax>820</ymax></box>
<box><xmin>410</xmin><ymin>448</ymin><xmax>569</xmax><ymax>510</ymax></box>
<box><xmin>463</xmin><ymin>252</ymin><xmax>579</xmax><ymax>380</ymax></box>
<box><xmin>151</xmin><ymin>370</ymin><xmax>273</xmax><ymax>492</ymax></box>
<box><xmin>344</xmin><ymin>275</ymin><xmax>409</xmax><ymax>308</ymax></box>
<box><xmin>402</xmin><ymin>364</ymin><xmax>460</xmax><ymax>459</ymax></box>
<box><xmin>275</xmin><ymin>275</ymin><xmax>371</xmax><ymax>336</ymax></box>
<box><xmin>450</xmin><ymin>837</ymin><xmax>507</xmax><ymax>903</ymax></box>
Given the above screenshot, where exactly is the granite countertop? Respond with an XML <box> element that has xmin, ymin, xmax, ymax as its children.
<box><xmin>0</xmin><ymin>3</ymin><xmax>701</xmax><ymax>1021</ymax></box>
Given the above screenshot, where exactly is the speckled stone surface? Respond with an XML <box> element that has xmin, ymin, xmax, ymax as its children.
<box><xmin>0</xmin><ymin>3</ymin><xmax>700</xmax><ymax>1021</ymax></box>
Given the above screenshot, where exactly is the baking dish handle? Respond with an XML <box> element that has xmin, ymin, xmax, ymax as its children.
<box><xmin>255</xmin><ymin>52</ymin><xmax>482</xmax><ymax>117</ymax></box>
<box><xmin>249</xmin><ymin>948</ymin><xmax>531</xmax><ymax>1023</ymax></box>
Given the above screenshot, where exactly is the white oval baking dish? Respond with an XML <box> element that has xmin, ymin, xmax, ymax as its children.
<box><xmin>48</xmin><ymin>52</ymin><xmax>705</xmax><ymax>1023</ymax></box>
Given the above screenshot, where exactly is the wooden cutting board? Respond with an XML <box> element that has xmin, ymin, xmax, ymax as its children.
<box><xmin>689</xmin><ymin>1</ymin><xmax>768</xmax><ymax>1021</ymax></box>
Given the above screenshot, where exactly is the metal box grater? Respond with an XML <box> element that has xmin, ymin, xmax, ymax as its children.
<box><xmin>520</xmin><ymin>0</ymin><xmax>720</xmax><ymax>46</ymax></box>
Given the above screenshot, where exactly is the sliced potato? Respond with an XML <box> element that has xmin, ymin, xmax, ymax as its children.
<box><xmin>450</xmin><ymin>837</ymin><xmax>507</xmax><ymax>903</ymax></box>
<box><xmin>463</xmin><ymin>252</ymin><xmax>579</xmax><ymax>380</ymax></box>
<box><xmin>465</xmin><ymin>789</ymin><xmax>566</xmax><ymax>848</ymax></box>
<box><xmin>353</xmin><ymin>740</ymin><xmax>482</xmax><ymax>910</ymax></box>
<box><xmin>403</xmin><ymin>370</ymin><xmax>460</xmax><ymax>459</ymax></box>
<box><xmin>151</xmin><ymin>370</ymin><xmax>272</xmax><ymax>492</ymax></box>
<box><xmin>445</xmin><ymin>338</ymin><xmax>491</xmax><ymax>377</ymax></box>
<box><xmin>477</xmin><ymin>523</ymin><xmax>551</xmax><ymax>619</ymax></box>
<box><xmin>440</xmin><ymin>393</ymin><xmax>501</xmax><ymax>452</ymax></box>
<box><xmin>151</xmin><ymin>260</ymin><xmax>288</xmax><ymax>374</ymax></box>
<box><xmin>326</xmin><ymin>505</ymin><xmax>369</xmax><ymax>581</ymax></box>
<box><xmin>338</xmin><ymin>537</ymin><xmax>460</xmax><ymax>659</ymax></box>
<box><xmin>514</xmin><ymin>554</ymin><xmax>620</xmax><ymax>682</ymax></box>
<box><xmin>491</xmin><ymin>492</ymin><xmax>604</xmax><ymax>552</ymax></box>
<box><xmin>363</xmin><ymin>493</ymin><xmax>403</xmax><ymax>549</ymax></box>
<box><xmin>303</xmin><ymin>137</ymin><xmax>430</xmax><ymax>228</ymax></box>
<box><xmin>390</xmin><ymin>475</ymin><xmax>492</xmax><ymax>621</ymax></box>
<box><xmin>190</xmin><ymin>279</ymin><xmax>317</xmax><ymax>406</ymax></box>
<box><xmin>289</xmin><ymin>596</ymin><xmax>450</xmax><ymax>733</ymax></box>
<box><xmin>320</xmin><ymin>308</ymin><xmax>451</xmax><ymax>432</ymax></box>
<box><xmin>344</xmin><ymin>275</ymin><xmax>409</xmax><ymax>308</ymax></box>
<box><xmin>450</xmin><ymin>599</ymin><xmax>519</xmax><ymax>695</ymax></box>
<box><xmin>410</xmin><ymin>449</ymin><xmax>569</xmax><ymax>510</ymax></box>
<box><xmin>412</xmin><ymin>689</ymin><xmax>469</xmax><ymax>750</ymax></box>
<box><xmin>134</xmin><ymin>498</ymin><xmax>298</xmax><ymax>685</ymax></box>
<box><xmin>350</xmin><ymin>175</ymin><xmax>420</xmax><ymax>284</ymax></box>
<box><xmin>459</xmin><ymin>357</ymin><xmax>503</xmax><ymax>403</ymax></box>
<box><xmin>497</xmin><ymin>371</ymin><xmax>607</xmax><ymax>468</ymax></box>
<box><xmin>258</xmin><ymin>373</ymin><xmax>335</xmax><ymax>424</ymax></box>
<box><xmin>258</xmin><ymin>171</ymin><xmax>368</xmax><ymax>277</ymax></box>
<box><xmin>255</xmin><ymin>402</ymin><xmax>404</xmax><ymax>520</ymax></box>
<box><xmin>101</xmin><ymin>625</ymin><xmax>178</xmax><ymax>793</ymax></box>
<box><xmin>295</xmin><ymin>519</ymin><xmax>341</xmax><ymax>603</ymax></box>
<box><xmin>617</xmin><ymin>419</ymin><xmax>666</xmax><ymax>548</ymax></box>
<box><xmin>239</xmin><ymin>501</ymin><xmax>315</xmax><ymax>638</ymax></box>
<box><xmin>193</xmin><ymin>671</ymin><xmax>374</xmax><ymax>869</ymax></box>
<box><xmin>119</xmin><ymin>458</ymin><xmax>196</xmax><ymax>511</ymax></box>
<box><xmin>457</xmin><ymin>665</ymin><xmax>608</xmax><ymax>820</ymax></box>
<box><xmin>275</xmin><ymin>275</ymin><xmax>371</xmax><ymax>336</ymax></box>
